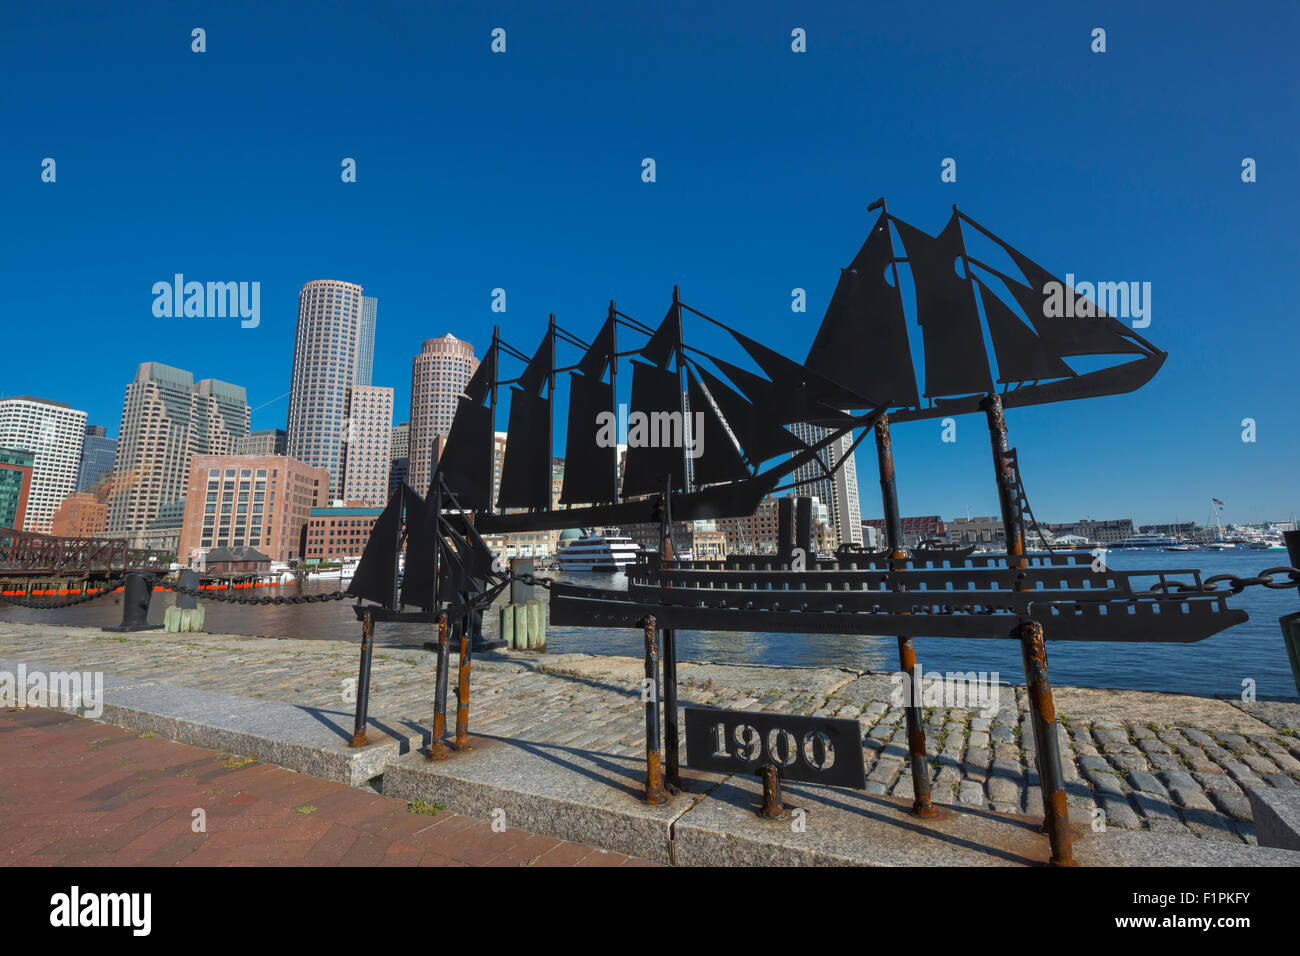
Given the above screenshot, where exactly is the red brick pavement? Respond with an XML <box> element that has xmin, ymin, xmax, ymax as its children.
<box><xmin>0</xmin><ymin>708</ymin><xmax>660</xmax><ymax>867</ymax></box>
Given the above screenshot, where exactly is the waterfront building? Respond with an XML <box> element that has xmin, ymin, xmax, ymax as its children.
<box><xmin>107</xmin><ymin>363</ymin><xmax>249</xmax><ymax>548</ymax></box>
<box><xmin>0</xmin><ymin>447</ymin><xmax>35</xmax><ymax>531</ymax></box>
<box><xmin>0</xmin><ymin>396</ymin><xmax>88</xmax><ymax>534</ymax></box>
<box><xmin>76</xmin><ymin>425</ymin><xmax>118</xmax><ymax>492</ymax></box>
<box><xmin>50</xmin><ymin>491</ymin><xmax>108</xmax><ymax>538</ymax></box>
<box><xmin>786</xmin><ymin>421</ymin><xmax>862</xmax><ymax>548</ymax></box>
<box><xmin>711</xmin><ymin>493</ymin><xmax>835</xmax><ymax>555</ymax></box>
<box><xmin>946</xmin><ymin>516</ymin><xmax>1007</xmax><ymax>548</ymax></box>
<box><xmin>178</xmin><ymin>454</ymin><xmax>328</xmax><ymax>563</ymax></box>
<box><xmin>304</xmin><ymin>505</ymin><xmax>383</xmax><ymax>562</ymax></box>
<box><xmin>340</xmin><ymin>385</ymin><xmax>393</xmax><ymax>507</ymax></box>
<box><xmin>408</xmin><ymin>334</ymin><xmax>478</xmax><ymax>494</ymax></box>
<box><xmin>235</xmin><ymin>429</ymin><xmax>287</xmax><ymax>456</ymax></box>
<box><xmin>863</xmin><ymin>515</ymin><xmax>947</xmax><ymax>548</ymax></box>
<box><xmin>142</xmin><ymin>501</ymin><xmax>186</xmax><ymax>554</ymax></box>
<box><xmin>1045</xmin><ymin>518</ymin><xmax>1135</xmax><ymax>544</ymax></box>
<box><xmin>285</xmin><ymin>280</ymin><xmax>367</xmax><ymax>497</ymax></box>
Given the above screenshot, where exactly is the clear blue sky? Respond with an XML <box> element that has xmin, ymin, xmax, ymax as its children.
<box><xmin>3</xmin><ymin>0</ymin><xmax>1295</xmax><ymax>527</ymax></box>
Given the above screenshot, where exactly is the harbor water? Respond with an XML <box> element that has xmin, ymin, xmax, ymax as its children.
<box><xmin>3</xmin><ymin>548</ymin><xmax>1296</xmax><ymax>699</ymax></box>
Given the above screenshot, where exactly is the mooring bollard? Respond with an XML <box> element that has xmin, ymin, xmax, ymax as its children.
<box><xmin>429</xmin><ymin>613</ymin><xmax>451</xmax><ymax>761</ymax></box>
<box><xmin>350</xmin><ymin>609</ymin><xmax>375</xmax><ymax>747</ymax></box>
<box><xmin>500</xmin><ymin>603</ymin><xmax>516</xmax><ymax>648</ymax></box>
<box><xmin>105</xmin><ymin>572</ymin><xmax>161</xmax><ymax>632</ymax></box>
<box><xmin>165</xmin><ymin>569</ymin><xmax>204</xmax><ymax>633</ymax></box>
<box><xmin>643</xmin><ymin>615</ymin><xmax>667</xmax><ymax>804</ymax></box>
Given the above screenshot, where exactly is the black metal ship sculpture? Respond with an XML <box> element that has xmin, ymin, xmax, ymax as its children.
<box><xmin>343</xmin><ymin>199</ymin><xmax>1264</xmax><ymax>865</ymax></box>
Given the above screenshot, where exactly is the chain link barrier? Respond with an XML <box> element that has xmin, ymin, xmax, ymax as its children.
<box><xmin>0</xmin><ymin>579</ymin><xmax>127</xmax><ymax>609</ymax></box>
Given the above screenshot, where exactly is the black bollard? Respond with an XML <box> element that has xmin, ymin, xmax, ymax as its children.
<box><xmin>105</xmin><ymin>573</ymin><xmax>161</xmax><ymax>632</ymax></box>
<box><xmin>177</xmin><ymin>569</ymin><xmax>199</xmax><ymax>610</ymax></box>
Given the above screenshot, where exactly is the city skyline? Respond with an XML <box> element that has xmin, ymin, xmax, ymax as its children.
<box><xmin>4</xmin><ymin>3</ymin><xmax>1296</xmax><ymax>529</ymax></box>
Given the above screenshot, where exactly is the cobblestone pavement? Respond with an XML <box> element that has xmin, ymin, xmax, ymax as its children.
<box><xmin>3</xmin><ymin>622</ymin><xmax>1298</xmax><ymax>846</ymax></box>
<box><xmin>0</xmin><ymin>707</ymin><xmax>657</xmax><ymax>866</ymax></box>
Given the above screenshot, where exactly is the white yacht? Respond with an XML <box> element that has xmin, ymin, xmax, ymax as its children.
<box><xmin>1110</xmin><ymin>532</ymin><xmax>1178</xmax><ymax>548</ymax></box>
<box><xmin>557</xmin><ymin>531</ymin><xmax>643</xmax><ymax>573</ymax></box>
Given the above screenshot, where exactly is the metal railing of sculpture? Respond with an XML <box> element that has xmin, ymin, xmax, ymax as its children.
<box><xmin>274</xmin><ymin>200</ymin><xmax>1300</xmax><ymax>866</ymax></box>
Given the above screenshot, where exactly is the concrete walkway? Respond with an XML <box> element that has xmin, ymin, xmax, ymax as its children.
<box><xmin>3</xmin><ymin>622</ymin><xmax>1299</xmax><ymax>865</ymax></box>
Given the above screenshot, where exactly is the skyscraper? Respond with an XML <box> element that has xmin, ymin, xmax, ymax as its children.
<box><xmin>285</xmin><ymin>279</ymin><xmax>366</xmax><ymax>497</ymax></box>
<box><xmin>107</xmin><ymin>362</ymin><xmax>248</xmax><ymax>547</ymax></box>
<box><xmin>340</xmin><ymin>385</ymin><xmax>393</xmax><ymax>506</ymax></box>
<box><xmin>76</xmin><ymin>425</ymin><xmax>118</xmax><ymax>492</ymax></box>
<box><xmin>408</xmin><ymin>334</ymin><xmax>477</xmax><ymax>494</ymax></box>
<box><xmin>787</xmin><ymin>421</ymin><xmax>862</xmax><ymax>548</ymax></box>
<box><xmin>235</xmin><ymin>429</ymin><xmax>287</xmax><ymax>456</ymax></box>
<box><xmin>354</xmin><ymin>296</ymin><xmax>377</xmax><ymax>387</ymax></box>
<box><xmin>0</xmin><ymin>396</ymin><xmax>88</xmax><ymax>533</ymax></box>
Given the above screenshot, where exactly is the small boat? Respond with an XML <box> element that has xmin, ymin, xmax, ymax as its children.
<box><xmin>557</xmin><ymin>531</ymin><xmax>643</xmax><ymax>573</ymax></box>
<box><xmin>1164</xmin><ymin>544</ymin><xmax>1197</xmax><ymax>552</ymax></box>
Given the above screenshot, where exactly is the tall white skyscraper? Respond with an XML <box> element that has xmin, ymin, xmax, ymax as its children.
<box><xmin>286</xmin><ymin>280</ymin><xmax>367</xmax><ymax>497</ymax></box>
<box><xmin>787</xmin><ymin>421</ymin><xmax>862</xmax><ymax>548</ymax></box>
<box><xmin>0</xmin><ymin>396</ymin><xmax>88</xmax><ymax>533</ymax></box>
<box><xmin>355</xmin><ymin>296</ymin><xmax>377</xmax><ymax>387</ymax></box>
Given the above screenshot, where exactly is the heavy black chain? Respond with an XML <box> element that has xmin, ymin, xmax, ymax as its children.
<box><xmin>0</xmin><ymin>579</ymin><xmax>127</xmax><ymax>609</ymax></box>
<box><xmin>513</xmin><ymin>573</ymin><xmax>554</xmax><ymax>591</ymax></box>
<box><xmin>158</xmin><ymin>580</ymin><xmax>353</xmax><ymax>605</ymax></box>
<box><xmin>1146</xmin><ymin>566</ymin><xmax>1300</xmax><ymax>595</ymax></box>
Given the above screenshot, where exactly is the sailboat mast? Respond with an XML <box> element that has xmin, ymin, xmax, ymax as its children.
<box><xmin>488</xmin><ymin>326</ymin><xmax>500</xmax><ymax>517</ymax></box>
<box><xmin>547</xmin><ymin>313</ymin><xmax>556</xmax><ymax>514</ymax></box>
<box><xmin>950</xmin><ymin>203</ymin><xmax>991</xmax><ymax>390</ymax></box>
<box><xmin>673</xmin><ymin>285</ymin><xmax>692</xmax><ymax>494</ymax></box>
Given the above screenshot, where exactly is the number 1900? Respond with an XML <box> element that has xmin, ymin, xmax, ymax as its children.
<box><xmin>710</xmin><ymin>720</ymin><xmax>837</xmax><ymax>772</ymax></box>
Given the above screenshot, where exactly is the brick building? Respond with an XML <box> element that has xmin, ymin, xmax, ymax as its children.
<box><xmin>178</xmin><ymin>455</ymin><xmax>327</xmax><ymax>563</ymax></box>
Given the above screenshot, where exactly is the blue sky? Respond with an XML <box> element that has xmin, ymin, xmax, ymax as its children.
<box><xmin>2</xmin><ymin>0</ymin><xmax>1296</xmax><ymax>527</ymax></box>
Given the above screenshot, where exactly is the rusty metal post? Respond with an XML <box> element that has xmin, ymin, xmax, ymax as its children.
<box><xmin>874</xmin><ymin>415</ymin><xmax>936</xmax><ymax>816</ymax></box>
<box><xmin>454</xmin><ymin>616</ymin><xmax>472</xmax><ymax>751</ymax></box>
<box><xmin>660</xmin><ymin>486</ymin><xmax>683</xmax><ymax>793</ymax></box>
<box><xmin>350</xmin><ymin>609</ymin><xmax>375</xmax><ymax>747</ymax></box>
<box><xmin>759</xmin><ymin>764</ymin><xmax>787</xmax><ymax>819</ymax></box>
<box><xmin>643</xmin><ymin>615</ymin><xmax>667</xmax><ymax>804</ymax></box>
<box><xmin>982</xmin><ymin>393</ymin><xmax>1074</xmax><ymax>864</ymax></box>
<box><xmin>1018</xmin><ymin>619</ymin><xmax>1075</xmax><ymax>865</ymax></box>
<box><xmin>429</xmin><ymin>612</ymin><xmax>451</xmax><ymax>761</ymax></box>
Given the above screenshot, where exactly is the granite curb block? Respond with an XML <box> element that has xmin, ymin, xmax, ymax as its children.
<box><xmin>8</xmin><ymin>656</ymin><xmax>422</xmax><ymax>787</ymax></box>
<box><xmin>1246</xmin><ymin>786</ymin><xmax>1300</xmax><ymax>851</ymax></box>
<box><xmin>381</xmin><ymin>737</ymin><xmax>725</xmax><ymax>865</ymax></box>
<box><xmin>672</xmin><ymin>775</ymin><xmax>1055</xmax><ymax>866</ymax></box>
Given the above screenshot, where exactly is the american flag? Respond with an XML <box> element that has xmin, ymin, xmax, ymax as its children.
<box><xmin>1212</xmin><ymin>498</ymin><xmax>1225</xmax><ymax>506</ymax></box>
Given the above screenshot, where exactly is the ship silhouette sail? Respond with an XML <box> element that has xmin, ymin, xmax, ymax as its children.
<box><xmin>805</xmin><ymin>205</ymin><xmax>1165</xmax><ymax>422</ymax></box>
<box><xmin>412</xmin><ymin>201</ymin><xmax>1167</xmax><ymax>537</ymax></box>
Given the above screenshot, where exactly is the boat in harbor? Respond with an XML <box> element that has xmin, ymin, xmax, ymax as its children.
<box><xmin>557</xmin><ymin>531</ymin><xmax>643</xmax><ymax>572</ymax></box>
<box><xmin>1111</xmin><ymin>532</ymin><xmax>1178</xmax><ymax>548</ymax></box>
